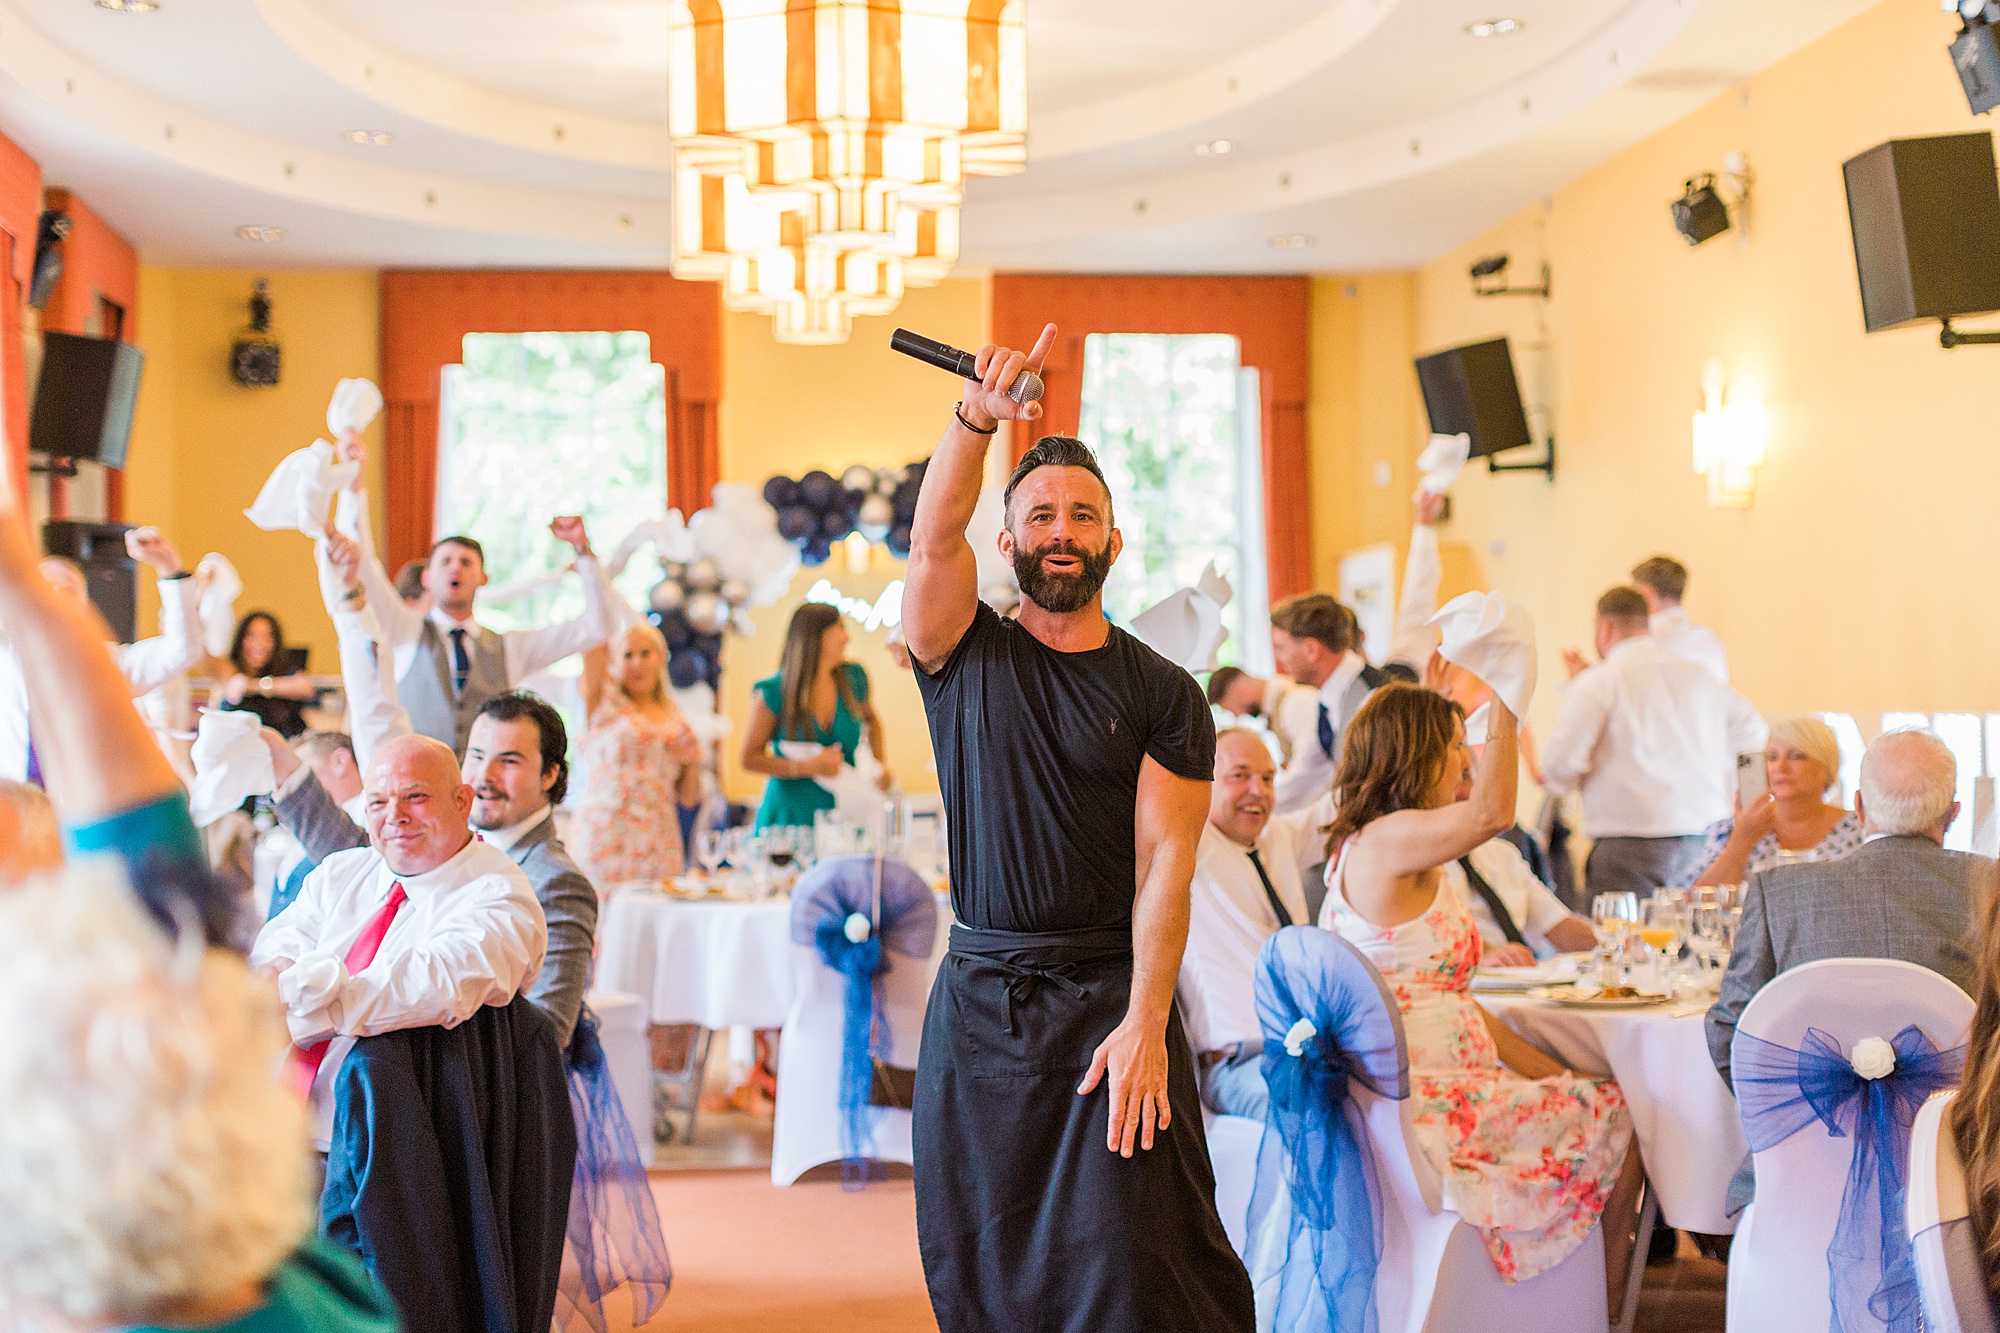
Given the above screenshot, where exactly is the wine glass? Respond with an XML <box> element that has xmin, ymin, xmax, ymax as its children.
<box><xmin>695</xmin><ymin>828</ymin><xmax>725</xmax><ymax>878</ymax></box>
<box><xmin>1592</xmin><ymin>892</ymin><xmax>1640</xmax><ymax>942</ymax></box>
<box><xmin>1639</xmin><ymin>898</ymin><xmax>1685</xmax><ymax>960</ymax></box>
<box><xmin>765</xmin><ymin>827</ymin><xmax>798</xmax><ymax>872</ymax></box>
<box><xmin>1689</xmin><ymin>902</ymin><xmax>1726</xmax><ymax>974</ymax></box>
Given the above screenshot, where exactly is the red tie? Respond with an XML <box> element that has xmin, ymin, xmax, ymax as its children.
<box><xmin>286</xmin><ymin>881</ymin><xmax>408</xmax><ymax>1097</ymax></box>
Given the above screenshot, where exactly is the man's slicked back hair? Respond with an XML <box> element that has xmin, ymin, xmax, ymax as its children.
<box><xmin>1003</xmin><ymin>436</ymin><xmax>1113</xmax><ymax>521</ymax></box>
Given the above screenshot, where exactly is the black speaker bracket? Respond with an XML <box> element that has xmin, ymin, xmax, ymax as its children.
<box><xmin>1938</xmin><ymin>318</ymin><xmax>2000</xmax><ymax>349</ymax></box>
<box><xmin>1473</xmin><ymin>263</ymin><xmax>1552</xmax><ymax>300</ymax></box>
<box><xmin>1485</xmin><ymin>435</ymin><xmax>1557</xmax><ymax>482</ymax></box>
<box><xmin>28</xmin><ymin>455</ymin><xmax>79</xmax><ymax>478</ymax></box>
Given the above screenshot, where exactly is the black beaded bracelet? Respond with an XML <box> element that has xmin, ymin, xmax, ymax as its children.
<box><xmin>954</xmin><ymin>402</ymin><xmax>997</xmax><ymax>435</ymax></box>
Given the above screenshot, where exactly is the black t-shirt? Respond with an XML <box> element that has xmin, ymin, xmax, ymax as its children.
<box><xmin>914</xmin><ymin>600</ymin><xmax>1216</xmax><ymax>933</ymax></box>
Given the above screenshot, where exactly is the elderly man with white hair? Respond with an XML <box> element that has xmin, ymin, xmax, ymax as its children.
<box><xmin>1706</xmin><ymin>727</ymin><xmax>1994</xmax><ymax>1087</ymax></box>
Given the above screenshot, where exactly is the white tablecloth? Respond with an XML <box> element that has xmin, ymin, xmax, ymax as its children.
<box><xmin>596</xmin><ymin>892</ymin><xmax>799</xmax><ymax>1030</ymax></box>
<box><xmin>1484</xmin><ymin>993</ymin><xmax>1748</xmax><ymax>1235</ymax></box>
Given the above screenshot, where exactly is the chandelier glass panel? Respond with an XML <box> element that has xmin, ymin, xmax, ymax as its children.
<box><xmin>669</xmin><ymin>0</ymin><xmax>1027</xmax><ymax>344</ymax></box>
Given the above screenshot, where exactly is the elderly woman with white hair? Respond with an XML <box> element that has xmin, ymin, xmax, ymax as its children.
<box><xmin>1679</xmin><ymin>714</ymin><xmax>1862</xmax><ymax>887</ymax></box>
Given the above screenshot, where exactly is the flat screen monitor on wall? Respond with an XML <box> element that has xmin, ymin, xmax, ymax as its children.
<box><xmin>30</xmin><ymin>331</ymin><xmax>144</xmax><ymax>470</ymax></box>
<box><xmin>1413</xmin><ymin>336</ymin><xmax>1532</xmax><ymax>458</ymax></box>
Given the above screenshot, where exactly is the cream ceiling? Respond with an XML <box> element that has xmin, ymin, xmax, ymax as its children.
<box><xmin>0</xmin><ymin>0</ymin><xmax>1879</xmax><ymax>272</ymax></box>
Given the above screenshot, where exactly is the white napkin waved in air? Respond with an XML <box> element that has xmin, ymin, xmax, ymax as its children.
<box><xmin>195</xmin><ymin>552</ymin><xmax>243</xmax><ymax>658</ymax></box>
<box><xmin>278</xmin><ymin>954</ymin><xmax>347</xmax><ymax>1013</ymax></box>
<box><xmin>1425</xmin><ymin>590</ymin><xmax>1537</xmax><ymax>721</ymax></box>
<box><xmin>1416</xmin><ymin>433</ymin><xmax>1471</xmax><ymax>494</ymax></box>
<box><xmin>244</xmin><ymin>439</ymin><xmax>359</xmax><ymax>538</ymax></box>
<box><xmin>326</xmin><ymin>378</ymin><xmax>383</xmax><ymax>438</ymax></box>
<box><xmin>1129</xmin><ymin>562</ymin><xmax>1234</xmax><ymax>674</ymax></box>
<box><xmin>188</xmin><ymin>709</ymin><xmax>276</xmax><ymax>827</ymax></box>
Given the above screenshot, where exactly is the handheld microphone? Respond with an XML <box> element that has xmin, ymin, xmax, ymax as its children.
<box><xmin>890</xmin><ymin>328</ymin><xmax>1045</xmax><ymax>404</ymax></box>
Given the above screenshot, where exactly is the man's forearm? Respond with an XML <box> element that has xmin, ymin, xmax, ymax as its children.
<box><xmin>1127</xmin><ymin>837</ymin><xmax>1194</xmax><ymax>1030</ymax></box>
<box><xmin>909</xmin><ymin>415</ymin><xmax>991</xmax><ymax>553</ymax></box>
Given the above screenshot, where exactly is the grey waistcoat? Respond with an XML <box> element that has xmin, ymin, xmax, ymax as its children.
<box><xmin>400</xmin><ymin>618</ymin><xmax>508</xmax><ymax>755</ymax></box>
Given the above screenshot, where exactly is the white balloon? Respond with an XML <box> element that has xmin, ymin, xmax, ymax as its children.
<box><xmin>732</xmin><ymin>608</ymin><xmax>756</xmax><ymax>636</ymax></box>
<box><xmin>684</xmin><ymin>558</ymin><xmax>722</xmax><ymax>592</ymax></box>
<box><xmin>649</xmin><ymin>579</ymin><xmax>686</xmax><ymax>614</ymax></box>
<box><xmin>841</xmin><ymin>465</ymin><xmax>875</xmax><ymax>493</ymax></box>
<box><xmin>719</xmin><ymin>578</ymin><xmax>751</xmax><ymax>606</ymax></box>
<box><xmin>685</xmin><ymin>592</ymin><xmax>728</xmax><ymax>634</ymax></box>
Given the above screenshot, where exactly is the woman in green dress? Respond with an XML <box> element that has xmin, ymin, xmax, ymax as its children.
<box><xmin>741</xmin><ymin>602</ymin><xmax>892</xmax><ymax>830</ymax></box>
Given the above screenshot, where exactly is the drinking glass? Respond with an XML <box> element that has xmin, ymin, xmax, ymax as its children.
<box><xmin>695</xmin><ymin>829</ymin><xmax>725</xmax><ymax>877</ymax></box>
<box><xmin>765</xmin><ymin>827</ymin><xmax>799</xmax><ymax>872</ymax></box>
<box><xmin>1689</xmin><ymin>902</ymin><xmax>1726</xmax><ymax>973</ymax></box>
<box><xmin>1592</xmin><ymin>892</ymin><xmax>1640</xmax><ymax>943</ymax></box>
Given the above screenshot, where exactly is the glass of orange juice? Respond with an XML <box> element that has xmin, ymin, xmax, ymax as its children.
<box><xmin>1639</xmin><ymin>899</ymin><xmax>1684</xmax><ymax>958</ymax></box>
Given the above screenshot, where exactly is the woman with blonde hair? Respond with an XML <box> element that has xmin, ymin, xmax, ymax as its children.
<box><xmin>1949</xmin><ymin>880</ymin><xmax>2000</xmax><ymax>1310</ymax></box>
<box><xmin>1317</xmin><ymin>683</ymin><xmax>1641</xmax><ymax>1307</ymax></box>
<box><xmin>574</xmin><ymin>621</ymin><xmax>704</xmax><ymax>886</ymax></box>
<box><xmin>1682</xmin><ymin>714</ymin><xmax>1861</xmax><ymax>887</ymax></box>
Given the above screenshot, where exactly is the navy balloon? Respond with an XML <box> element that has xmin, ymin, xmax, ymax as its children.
<box><xmin>763</xmin><ymin>475</ymin><xmax>799</xmax><ymax>509</ymax></box>
<box><xmin>799</xmin><ymin>470</ymin><xmax>839</xmax><ymax>509</ymax></box>
<box><xmin>777</xmin><ymin>504</ymin><xmax>818</xmax><ymax>542</ymax></box>
<box><xmin>887</xmin><ymin>522</ymin><xmax>913</xmax><ymax>558</ymax></box>
<box><xmin>668</xmin><ymin>647</ymin><xmax>707</xmax><ymax>690</ymax></box>
<box><xmin>843</xmin><ymin>486</ymin><xmax>870</xmax><ymax>512</ymax></box>
<box><xmin>654</xmin><ymin>608</ymin><xmax>693</xmax><ymax>649</ymax></box>
<box><xmin>820</xmin><ymin>510</ymin><xmax>855</xmax><ymax>540</ymax></box>
<box><xmin>893</xmin><ymin>479</ymin><xmax>921</xmax><ymax>520</ymax></box>
<box><xmin>802</xmin><ymin>537</ymin><xmax>833</xmax><ymax>566</ymax></box>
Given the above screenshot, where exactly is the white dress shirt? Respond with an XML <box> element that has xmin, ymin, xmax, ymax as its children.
<box><xmin>482</xmin><ymin>803</ymin><xmax>552</xmax><ymax>853</ymax></box>
<box><xmin>1386</xmin><ymin>520</ymin><xmax>1442</xmax><ymax>671</ymax></box>
<box><xmin>1260</xmin><ymin>675</ymin><xmax>1319</xmax><ymax>764</ymax></box>
<box><xmin>1648</xmin><ymin>605</ymin><xmax>1729</xmax><ymax>682</ymax></box>
<box><xmin>251</xmin><ymin>834</ymin><xmax>546</xmax><ymax>1147</ymax></box>
<box><xmin>1177</xmin><ymin>811</ymin><xmax>1321</xmax><ymax>1053</ymax></box>
<box><xmin>0</xmin><ymin>577</ymin><xmax>203</xmax><ymax>780</ymax></box>
<box><xmin>1273</xmin><ymin>651</ymin><xmax>1367</xmax><ymax>814</ymax></box>
<box><xmin>1457</xmin><ymin>838</ymin><xmax>1577</xmax><ymax>958</ymax></box>
<box><xmin>1540</xmin><ymin>635</ymin><xmax>1767</xmax><ymax>838</ymax></box>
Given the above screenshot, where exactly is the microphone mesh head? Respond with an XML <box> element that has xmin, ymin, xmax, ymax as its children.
<box><xmin>1008</xmin><ymin>370</ymin><xmax>1046</xmax><ymax>404</ymax></box>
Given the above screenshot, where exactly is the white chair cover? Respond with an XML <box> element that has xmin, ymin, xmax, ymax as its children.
<box><xmin>1206</xmin><ymin>1111</ymin><xmax>1263</xmax><ymax>1256</ymax></box>
<box><xmin>1726</xmin><ymin>957</ymin><xmax>1974</xmax><ymax>1333</ymax></box>
<box><xmin>1243</xmin><ymin>930</ymin><xmax>1608</xmax><ymax>1333</ymax></box>
<box><xmin>1908</xmin><ymin>1090</ymin><xmax>1999</xmax><ymax>1333</ymax></box>
<box><xmin>770</xmin><ymin>890</ymin><xmax>950</xmax><ymax>1186</ymax></box>
<box><xmin>586</xmin><ymin>990</ymin><xmax>655</xmax><ymax>1169</ymax></box>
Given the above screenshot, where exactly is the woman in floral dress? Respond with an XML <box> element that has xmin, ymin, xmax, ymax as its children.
<box><xmin>574</xmin><ymin>622</ymin><xmax>704</xmax><ymax>888</ymax></box>
<box><xmin>1315</xmin><ymin>682</ymin><xmax>1639</xmax><ymax>1302</ymax></box>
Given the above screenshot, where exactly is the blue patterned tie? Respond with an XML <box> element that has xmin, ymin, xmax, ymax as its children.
<box><xmin>23</xmin><ymin>737</ymin><xmax>41</xmax><ymax>789</ymax></box>
<box><xmin>450</xmin><ymin>627</ymin><xmax>471</xmax><ymax>697</ymax></box>
<box><xmin>1316</xmin><ymin>702</ymin><xmax>1334</xmax><ymax>759</ymax></box>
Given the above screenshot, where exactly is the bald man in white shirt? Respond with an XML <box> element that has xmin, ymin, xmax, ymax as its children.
<box><xmin>251</xmin><ymin>733</ymin><xmax>546</xmax><ymax>1149</ymax></box>
<box><xmin>1179</xmin><ymin>729</ymin><xmax>1325</xmax><ymax>1119</ymax></box>
<box><xmin>1545</xmin><ymin>585</ymin><xmax>1766</xmax><ymax>905</ymax></box>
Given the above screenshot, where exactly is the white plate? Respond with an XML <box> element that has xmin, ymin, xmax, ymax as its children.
<box><xmin>1526</xmin><ymin>985</ymin><xmax>1673</xmax><ymax>1010</ymax></box>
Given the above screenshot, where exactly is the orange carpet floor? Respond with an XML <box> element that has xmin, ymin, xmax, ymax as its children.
<box><xmin>610</xmin><ymin>1169</ymin><xmax>939</xmax><ymax>1332</ymax></box>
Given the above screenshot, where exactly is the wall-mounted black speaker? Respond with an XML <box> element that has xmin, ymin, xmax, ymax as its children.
<box><xmin>1413</xmin><ymin>337</ymin><xmax>1532</xmax><ymax>458</ymax></box>
<box><xmin>43</xmin><ymin>520</ymin><xmax>136</xmax><ymax>643</ymax></box>
<box><xmin>30</xmin><ymin>332</ymin><xmax>144</xmax><ymax>468</ymax></box>
<box><xmin>1842</xmin><ymin>131</ymin><xmax>2000</xmax><ymax>333</ymax></box>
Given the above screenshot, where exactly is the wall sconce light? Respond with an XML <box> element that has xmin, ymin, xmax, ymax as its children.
<box><xmin>1691</xmin><ymin>358</ymin><xmax>1767</xmax><ymax>507</ymax></box>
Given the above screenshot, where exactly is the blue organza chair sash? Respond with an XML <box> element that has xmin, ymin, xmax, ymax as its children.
<box><xmin>789</xmin><ymin>854</ymin><xmax>938</xmax><ymax>1187</ymax></box>
<box><xmin>1734</xmin><ymin>1023</ymin><xmax>1968</xmax><ymax>1333</ymax></box>
<box><xmin>557</xmin><ymin>1007</ymin><xmax>673</xmax><ymax>1333</ymax></box>
<box><xmin>1248</xmin><ymin>926</ymin><xmax>1410</xmax><ymax>1333</ymax></box>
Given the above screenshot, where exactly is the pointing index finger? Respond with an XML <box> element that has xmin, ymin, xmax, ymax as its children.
<box><xmin>1027</xmin><ymin>323</ymin><xmax>1057</xmax><ymax>376</ymax></box>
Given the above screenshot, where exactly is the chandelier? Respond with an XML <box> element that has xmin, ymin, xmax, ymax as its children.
<box><xmin>668</xmin><ymin>0</ymin><xmax>1027</xmax><ymax>344</ymax></box>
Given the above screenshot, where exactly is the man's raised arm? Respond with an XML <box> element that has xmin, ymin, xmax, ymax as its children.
<box><xmin>903</xmin><ymin>323</ymin><xmax>1056</xmax><ymax>673</ymax></box>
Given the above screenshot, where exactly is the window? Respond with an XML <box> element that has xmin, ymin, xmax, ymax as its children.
<box><xmin>1077</xmin><ymin>333</ymin><xmax>1268</xmax><ymax>670</ymax></box>
<box><xmin>436</xmin><ymin>331</ymin><xmax>667</xmax><ymax>634</ymax></box>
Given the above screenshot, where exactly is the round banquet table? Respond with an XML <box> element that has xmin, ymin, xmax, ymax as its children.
<box><xmin>1482</xmin><ymin>990</ymin><xmax>1749</xmax><ymax>1235</ymax></box>
<box><xmin>595</xmin><ymin>890</ymin><xmax>801</xmax><ymax>1030</ymax></box>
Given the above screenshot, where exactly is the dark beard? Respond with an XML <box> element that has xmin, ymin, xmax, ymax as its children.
<box><xmin>1013</xmin><ymin>538</ymin><xmax>1112</xmax><ymax>614</ymax></box>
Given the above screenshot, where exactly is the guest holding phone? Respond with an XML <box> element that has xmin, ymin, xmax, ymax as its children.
<box><xmin>1680</xmin><ymin>714</ymin><xmax>1861</xmax><ymax>886</ymax></box>
<box><xmin>217</xmin><ymin>611</ymin><xmax>319</xmax><ymax>739</ymax></box>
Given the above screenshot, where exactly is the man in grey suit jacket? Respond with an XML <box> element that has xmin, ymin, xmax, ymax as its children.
<box><xmin>269</xmin><ymin>691</ymin><xmax>598</xmax><ymax>1047</ymax></box>
<box><xmin>1707</xmin><ymin>728</ymin><xmax>1991</xmax><ymax>1087</ymax></box>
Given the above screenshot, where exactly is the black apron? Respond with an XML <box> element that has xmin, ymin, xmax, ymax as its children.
<box><xmin>913</xmin><ymin>923</ymin><xmax>1255</xmax><ymax>1333</ymax></box>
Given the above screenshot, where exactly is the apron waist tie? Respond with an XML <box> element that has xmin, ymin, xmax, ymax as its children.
<box><xmin>948</xmin><ymin>923</ymin><xmax>1134</xmax><ymax>1037</ymax></box>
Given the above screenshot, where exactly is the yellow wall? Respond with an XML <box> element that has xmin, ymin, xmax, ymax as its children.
<box><xmin>1313</xmin><ymin>0</ymin><xmax>1999</xmax><ymax>736</ymax></box>
<box><xmin>717</xmin><ymin>277</ymin><xmax>990</xmax><ymax>800</ymax></box>
<box><xmin>125</xmin><ymin>268</ymin><xmax>383</xmax><ymax>666</ymax></box>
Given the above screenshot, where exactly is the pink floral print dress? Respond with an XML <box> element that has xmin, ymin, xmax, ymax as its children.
<box><xmin>573</xmin><ymin>696</ymin><xmax>693</xmax><ymax>888</ymax></box>
<box><xmin>1322</xmin><ymin>851</ymin><xmax>1633</xmax><ymax>1282</ymax></box>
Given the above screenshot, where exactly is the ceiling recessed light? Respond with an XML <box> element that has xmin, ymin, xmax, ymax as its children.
<box><xmin>1464</xmin><ymin>17</ymin><xmax>1522</xmax><ymax>37</ymax></box>
<box><xmin>344</xmin><ymin>129</ymin><xmax>393</xmax><ymax>146</ymax></box>
<box><xmin>95</xmin><ymin>0</ymin><xmax>159</xmax><ymax>11</ymax></box>
<box><xmin>1270</xmin><ymin>233</ymin><xmax>1317</xmax><ymax>250</ymax></box>
<box><xmin>236</xmin><ymin>225</ymin><xmax>284</xmax><ymax>244</ymax></box>
<box><xmin>1193</xmin><ymin>139</ymin><xmax>1236</xmax><ymax>157</ymax></box>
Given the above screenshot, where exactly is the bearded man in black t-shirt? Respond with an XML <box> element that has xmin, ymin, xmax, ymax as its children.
<box><xmin>902</xmin><ymin>323</ymin><xmax>1254</xmax><ymax>1333</ymax></box>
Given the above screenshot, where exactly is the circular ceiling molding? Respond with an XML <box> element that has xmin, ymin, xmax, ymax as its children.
<box><xmin>254</xmin><ymin>0</ymin><xmax>673</xmax><ymax>172</ymax></box>
<box><xmin>0</xmin><ymin>0</ymin><xmax>668</xmax><ymax>248</ymax></box>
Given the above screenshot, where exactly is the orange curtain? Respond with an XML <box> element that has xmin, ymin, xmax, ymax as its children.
<box><xmin>378</xmin><ymin>271</ymin><xmax>723</xmax><ymax>572</ymax></box>
<box><xmin>0</xmin><ymin>135</ymin><xmax>42</xmax><ymax>505</ymax></box>
<box><xmin>988</xmin><ymin>274</ymin><xmax>1313</xmax><ymax>601</ymax></box>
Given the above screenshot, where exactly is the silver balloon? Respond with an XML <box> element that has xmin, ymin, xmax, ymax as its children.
<box><xmin>683</xmin><ymin>557</ymin><xmax>722</xmax><ymax>592</ymax></box>
<box><xmin>858</xmin><ymin>493</ymin><xmax>894</xmax><ymax>541</ymax></box>
<box><xmin>684</xmin><ymin>592</ymin><xmax>728</xmax><ymax>634</ymax></box>
<box><xmin>649</xmin><ymin>579</ymin><xmax>686</xmax><ymax>614</ymax></box>
<box><xmin>874</xmin><ymin>466</ymin><xmax>899</xmax><ymax>496</ymax></box>
<box><xmin>719</xmin><ymin>578</ymin><xmax>751</xmax><ymax>607</ymax></box>
<box><xmin>661</xmin><ymin>561</ymin><xmax>686</xmax><ymax>583</ymax></box>
<box><xmin>841</xmin><ymin>464</ymin><xmax>876</xmax><ymax>493</ymax></box>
